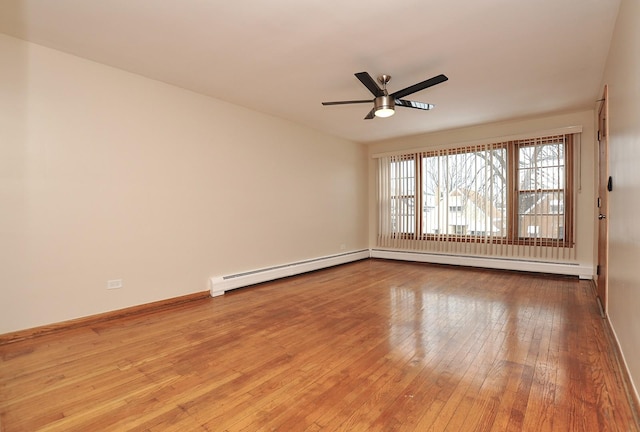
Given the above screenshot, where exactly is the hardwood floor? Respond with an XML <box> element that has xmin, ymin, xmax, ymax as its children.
<box><xmin>1</xmin><ymin>259</ymin><xmax>638</xmax><ymax>431</ymax></box>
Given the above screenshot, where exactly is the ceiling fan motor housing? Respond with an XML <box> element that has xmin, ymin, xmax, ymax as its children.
<box><xmin>373</xmin><ymin>95</ymin><xmax>395</xmax><ymax>111</ymax></box>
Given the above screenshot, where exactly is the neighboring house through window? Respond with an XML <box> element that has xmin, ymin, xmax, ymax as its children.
<box><xmin>378</xmin><ymin>133</ymin><xmax>575</xmax><ymax>248</ymax></box>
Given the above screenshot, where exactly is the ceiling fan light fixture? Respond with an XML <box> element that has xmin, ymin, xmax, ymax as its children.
<box><xmin>374</xmin><ymin>95</ymin><xmax>395</xmax><ymax>118</ymax></box>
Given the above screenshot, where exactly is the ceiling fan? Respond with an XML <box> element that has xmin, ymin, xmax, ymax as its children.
<box><xmin>322</xmin><ymin>72</ymin><xmax>448</xmax><ymax>119</ymax></box>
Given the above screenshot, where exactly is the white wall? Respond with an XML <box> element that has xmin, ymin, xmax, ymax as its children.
<box><xmin>367</xmin><ymin>110</ymin><xmax>597</xmax><ymax>270</ymax></box>
<box><xmin>600</xmin><ymin>0</ymin><xmax>640</xmax><ymax>400</ymax></box>
<box><xmin>0</xmin><ymin>34</ymin><xmax>368</xmax><ymax>333</ymax></box>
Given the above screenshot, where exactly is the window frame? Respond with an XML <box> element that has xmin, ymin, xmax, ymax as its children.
<box><xmin>389</xmin><ymin>134</ymin><xmax>574</xmax><ymax>247</ymax></box>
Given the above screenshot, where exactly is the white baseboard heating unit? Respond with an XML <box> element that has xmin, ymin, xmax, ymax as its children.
<box><xmin>370</xmin><ymin>249</ymin><xmax>594</xmax><ymax>279</ymax></box>
<box><xmin>209</xmin><ymin>249</ymin><xmax>370</xmax><ymax>297</ymax></box>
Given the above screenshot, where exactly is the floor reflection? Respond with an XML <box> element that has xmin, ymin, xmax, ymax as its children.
<box><xmin>387</xmin><ymin>281</ymin><xmax>561</xmax><ymax>386</ymax></box>
<box><xmin>389</xmin><ymin>285</ymin><xmax>508</xmax><ymax>362</ymax></box>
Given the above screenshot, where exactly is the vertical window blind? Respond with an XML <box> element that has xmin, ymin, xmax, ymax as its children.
<box><xmin>376</xmin><ymin>133</ymin><xmax>578</xmax><ymax>262</ymax></box>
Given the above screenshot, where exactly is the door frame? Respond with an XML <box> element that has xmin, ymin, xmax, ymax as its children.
<box><xmin>596</xmin><ymin>85</ymin><xmax>609</xmax><ymax>316</ymax></box>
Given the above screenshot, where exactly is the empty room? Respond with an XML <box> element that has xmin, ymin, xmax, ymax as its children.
<box><xmin>1</xmin><ymin>1</ymin><xmax>639</xmax><ymax>431</ymax></box>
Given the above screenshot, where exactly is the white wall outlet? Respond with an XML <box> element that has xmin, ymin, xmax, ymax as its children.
<box><xmin>107</xmin><ymin>279</ymin><xmax>123</xmax><ymax>290</ymax></box>
<box><xmin>340</xmin><ymin>244</ymin><xmax>346</xmax><ymax>250</ymax></box>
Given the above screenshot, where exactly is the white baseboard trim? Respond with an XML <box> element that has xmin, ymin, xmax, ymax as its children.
<box><xmin>209</xmin><ymin>249</ymin><xmax>370</xmax><ymax>296</ymax></box>
<box><xmin>370</xmin><ymin>249</ymin><xmax>594</xmax><ymax>279</ymax></box>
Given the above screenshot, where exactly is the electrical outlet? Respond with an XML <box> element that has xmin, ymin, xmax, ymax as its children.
<box><xmin>107</xmin><ymin>279</ymin><xmax>123</xmax><ymax>290</ymax></box>
<box><xmin>340</xmin><ymin>244</ymin><xmax>346</xmax><ymax>250</ymax></box>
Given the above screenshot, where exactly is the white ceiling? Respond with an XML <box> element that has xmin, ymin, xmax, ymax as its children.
<box><xmin>0</xmin><ymin>0</ymin><xmax>621</xmax><ymax>143</ymax></box>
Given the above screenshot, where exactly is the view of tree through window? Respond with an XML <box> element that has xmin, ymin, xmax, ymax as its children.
<box><xmin>381</xmin><ymin>134</ymin><xmax>573</xmax><ymax>247</ymax></box>
<box><xmin>422</xmin><ymin>146</ymin><xmax>507</xmax><ymax>238</ymax></box>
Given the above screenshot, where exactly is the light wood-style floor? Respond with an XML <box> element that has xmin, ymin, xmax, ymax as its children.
<box><xmin>1</xmin><ymin>259</ymin><xmax>638</xmax><ymax>431</ymax></box>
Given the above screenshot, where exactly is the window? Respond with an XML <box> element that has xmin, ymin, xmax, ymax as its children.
<box><xmin>421</xmin><ymin>146</ymin><xmax>506</xmax><ymax>238</ymax></box>
<box><xmin>451</xmin><ymin>225</ymin><xmax>466</xmax><ymax>235</ymax></box>
<box><xmin>389</xmin><ymin>156</ymin><xmax>416</xmax><ymax>234</ymax></box>
<box><xmin>527</xmin><ymin>225</ymin><xmax>540</xmax><ymax>236</ymax></box>
<box><xmin>515</xmin><ymin>135</ymin><xmax>573</xmax><ymax>244</ymax></box>
<box><xmin>378</xmin><ymin>134</ymin><xmax>574</xmax><ymax>248</ymax></box>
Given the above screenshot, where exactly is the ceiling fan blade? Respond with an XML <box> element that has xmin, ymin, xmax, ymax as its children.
<box><xmin>395</xmin><ymin>99</ymin><xmax>435</xmax><ymax>110</ymax></box>
<box><xmin>390</xmin><ymin>74</ymin><xmax>448</xmax><ymax>100</ymax></box>
<box><xmin>355</xmin><ymin>72</ymin><xmax>384</xmax><ymax>97</ymax></box>
<box><xmin>322</xmin><ymin>99</ymin><xmax>372</xmax><ymax>106</ymax></box>
<box><xmin>364</xmin><ymin>108</ymin><xmax>376</xmax><ymax>120</ymax></box>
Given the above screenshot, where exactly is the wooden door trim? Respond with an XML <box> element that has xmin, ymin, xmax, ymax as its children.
<box><xmin>596</xmin><ymin>84</ymin><xmax>609</xmax><ymax>315</ymax></box>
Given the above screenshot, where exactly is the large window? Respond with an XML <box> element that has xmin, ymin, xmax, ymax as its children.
<box><xmin>378</xmin><ymin>134</ymin><xmax>574</xmax><ymax>248</ymax></box>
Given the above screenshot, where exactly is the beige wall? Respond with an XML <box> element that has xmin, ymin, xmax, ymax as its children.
<box><xmin>0</xmin><ymin>34</ymin><xmax>368</xmax><ymax>333</ymax></box>
<box><xmin>600</xmin><ymin>0</ymin><xmax>640</xmax><ymax>399</ymax></box>
<box><xmin>367</xmin><ymin>110</ymin><xmax>597</xmax><ymax>269</ymax></box>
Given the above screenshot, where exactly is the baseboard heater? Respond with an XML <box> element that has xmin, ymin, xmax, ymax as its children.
<box><xmin>370</xmin><ymin>249</ymin><xmax>594</xmax><ymax>279</ymax></box>
<box><xmin>209</xmin><ymin>249</ymin><xmax>370</xmax><ymax>297</ymax></box>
